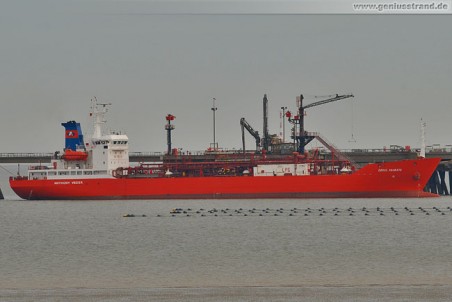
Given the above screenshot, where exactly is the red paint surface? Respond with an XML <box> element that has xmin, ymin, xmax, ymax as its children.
<box><xmin>10</xmin><ymin>158</ymin><xmax>441</xmax><ymax>200</ymax></box>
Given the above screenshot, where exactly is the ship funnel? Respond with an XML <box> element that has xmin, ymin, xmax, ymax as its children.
<box><xmin>61</xmin><ymin>121</ymin><xmax>85</xmax><ymax>151</ymax></box>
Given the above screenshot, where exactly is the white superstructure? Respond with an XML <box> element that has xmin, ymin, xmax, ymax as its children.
<box><xmin>28</xmin><ymin>98</ymin><xmax>129</xmax><ymax>180</ymax></box>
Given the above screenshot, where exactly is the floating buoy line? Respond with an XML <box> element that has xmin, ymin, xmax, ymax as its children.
<box><xmin>121</xmin><ymin>207</ymin><xmax>452</xmax><ymax>218</ymax></box>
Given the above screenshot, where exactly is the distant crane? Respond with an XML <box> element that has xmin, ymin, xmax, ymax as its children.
<box><xmin>286</xmin><ymin>94</ymin><xmax>354</xmax><ymax>153</ymax></box>
<box><xmin>240</xmin><ymin>118</ymin><xmax>261</xmax><ymax>153</ymax></box>
<box><xmin>241</xmin><ymin>94</ymin><xmax>272</xmax><ymax>154</ymax></box>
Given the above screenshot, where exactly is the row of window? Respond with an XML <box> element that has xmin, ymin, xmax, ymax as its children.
<box><xmin>94</xmin><ymin>140</ymin><xmax>128</xmax><ymax>145</ymax></box>
<box><xmin>31</xmin><ymin>170</ymin><xmax>107</xmax><ymax>176</ymax></box>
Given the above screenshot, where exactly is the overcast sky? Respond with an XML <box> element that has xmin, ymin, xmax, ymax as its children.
<box><xmin>0</xmin><ymin>0</ymin><xmax>451</xmax><ymax>153</ymax></box>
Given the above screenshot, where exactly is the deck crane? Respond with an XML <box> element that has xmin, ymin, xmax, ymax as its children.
<box><xmin>287</xmin><ymin>93</ymin><xmax>354</xmax><ymax>154</ymax></box>
<box><xmin>240</xmin><ymin>118</ymin><xmax>261</xmax><ymax>153</ymax></box>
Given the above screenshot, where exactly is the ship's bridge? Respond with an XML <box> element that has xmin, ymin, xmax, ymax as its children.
<box><xmin>91</xmin><ymin>134</ymin><xmax>129</xmax><ymax>172</ymax></box>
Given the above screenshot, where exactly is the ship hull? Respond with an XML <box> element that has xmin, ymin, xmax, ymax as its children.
<box><xmin>9</xmin><ymin>158</ymin><xmax>441</xmax><ymax>200</ymax></box>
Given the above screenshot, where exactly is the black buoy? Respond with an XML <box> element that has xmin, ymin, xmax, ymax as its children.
<box><xmin>0</xmin><ymin>187</ymin><xmax>4</xmax><ymax>200</ymax></box>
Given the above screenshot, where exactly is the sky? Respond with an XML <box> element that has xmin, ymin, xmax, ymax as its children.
<box><xmin>0</xmin><ymin>0</ymin><xmax>451</xmax><ymax>153</ymax></box>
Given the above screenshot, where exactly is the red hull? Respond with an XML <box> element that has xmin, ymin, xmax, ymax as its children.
<box><xmin>10</xmin><ymin>158</ymin><xmax>441</xmax><ymax>200</ymax></box>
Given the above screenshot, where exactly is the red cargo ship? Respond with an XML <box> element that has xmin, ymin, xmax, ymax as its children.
<box><xmin>9</xmin><ymin>98</ymin><xmax>440</xmax><ymax>200</ymax></box>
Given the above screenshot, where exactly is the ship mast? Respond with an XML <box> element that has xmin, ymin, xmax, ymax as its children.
<box><xmin>91</xmin><ymin>97</ymin><xmax>111</xmax><ymax>139</ymax></box>
<box><xmin>420</xmin><ymin>118</ymin><xmax>426</xmax><ymax>158</ymax></box>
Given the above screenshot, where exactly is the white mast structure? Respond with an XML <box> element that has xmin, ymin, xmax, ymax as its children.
<box><xmin>420</xmin><ymin>118</ymin><xmax>426</xmax><ymax>158</ymax></box>
<box><xmin>88</xmin><ymin>98</ymin><xmax>129</xmax><ymax>174</ymax></box>
<box><xmin>91</xmin><ymin>97</ymin><xmax>111</xmax><ymax>139</ymax></box>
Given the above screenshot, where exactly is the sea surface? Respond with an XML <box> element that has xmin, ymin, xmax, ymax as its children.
<box><xmin>1</xmin><ymin>172</ymin><xmax>452</xmax><ymax>301</ymax></box>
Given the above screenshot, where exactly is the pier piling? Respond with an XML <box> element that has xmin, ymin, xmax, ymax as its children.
<box><xmin>450</xmin><ymin>171</ymin><xmax>452</xmax><ymax>196</ymax></box>
<box><xmin>439</xmin><ymin>170</ymin><xmax>449</xmax><ymax>195</ymax></box>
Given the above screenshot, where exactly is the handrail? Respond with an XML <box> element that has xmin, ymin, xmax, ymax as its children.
<box><xmin>1</xmin><ymin>148</ymin><xmax>451</xmax><ymax>159</ymax></box>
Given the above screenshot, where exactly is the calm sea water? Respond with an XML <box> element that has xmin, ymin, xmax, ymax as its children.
<box><xmin>1</xmin><ymin>169</ymin><xmax>452</xmax><ymax>301</ymax></box>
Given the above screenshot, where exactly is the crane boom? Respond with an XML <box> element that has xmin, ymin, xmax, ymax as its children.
<box><xmin>289</xmin><ymin>93</ymin><xmax>355</xmax><ymax>154</ymax></box>
<box><xmin>302</xmin><ymin>94</ymin><xmax>354</xmax><ymax>109</ymax></box>
<box><xmin>240</xmin><ymin>117</ymin><xmax>261</xmax><ymax>153</ymax></box>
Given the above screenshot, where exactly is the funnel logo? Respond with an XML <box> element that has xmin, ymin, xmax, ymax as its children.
<box><xmin>65</xmin><ymin>130</ymin><xmax>79</xmax><ymax>138</ymax></box>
